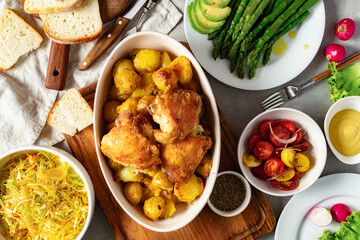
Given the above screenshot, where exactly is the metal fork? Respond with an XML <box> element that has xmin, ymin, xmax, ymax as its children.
<box><xmin>262</xmin><ymin>51</ymin><xmax>360</xmax><ymax>110</ymax></box>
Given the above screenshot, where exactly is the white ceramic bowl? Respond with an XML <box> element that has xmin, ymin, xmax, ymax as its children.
<box><xmin>324</xmin><ymin>96</ymin><xmax>360</xmax><ymax>164</ymax></box>
<box><xmin>0</xmin><ymin>145</ymin><xmax>95</xmax><ymax>240</ymax></box>
<box><xmin>93</xmin><ymin>32</ymin><xmax>221</xmax><ymax>232</ymax></box>
<box><xmin>207</xmin><ymin>171</ymin><xmax>251</xmax><ymax>217</ymax></box>
<box><xmin>238</xmin><ymin>108</ymin><xmax>327</xmax><ymax>197</ymax></box>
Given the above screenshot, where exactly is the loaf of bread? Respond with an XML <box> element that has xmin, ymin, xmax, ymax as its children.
<box><xmin>39</xmin><ymin>0</ymin><xmax>102</xmax><ymax>44</ymax></box>
<box><xmin>0</xmin><ymin>8</ymin><xmax>43</xmax><ymax>71</ymax></box>
<box><xmin>47</xmin><ymin>88</ymin><xmax>93</xmax><ymax>136</ymax></box>
<box><xmin>24</xmin><ymin>0</ymin><xmax>84</xmax><ymax>14</ymax></box>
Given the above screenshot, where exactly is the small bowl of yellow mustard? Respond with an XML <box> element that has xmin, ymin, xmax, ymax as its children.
<box><xmin>324</xmin><ymin>96</ymin><xmax>360</xmax><ymax>164</ymax></box>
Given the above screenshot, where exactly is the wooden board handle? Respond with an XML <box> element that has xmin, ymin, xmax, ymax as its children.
<box><xmin>46</xmin><ymin>42</ymin><xmax>70</xmax><ymax>90</ymax></box>
<box><xmin>313</xmin><ymin>51</ymin><xmax>360</xmax><ymax>82</ymax></box>
<box><xmin>79</xmin><ymin>16</ymin><xmax>131</xmax><ymax>71</ymax></box>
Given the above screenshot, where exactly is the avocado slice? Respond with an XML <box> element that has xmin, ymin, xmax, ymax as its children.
<box><xmin>187</xmin><ymin>3</ymin><xmax>213</xmax><ymax>34</ymax></box>
<box><xmin>194</xmin><ymin>0</ymin><xmax>225</xmax><ymax>30</ymax></box>
<box><xmin>199</xmin><ymin>0</ymin><xmax>231</xmax><ymax>22</ymax></box>
<box><xmin>203</xmin><ymin>0</ymin><xmax>231</xmax><ymax>8</ymax></box>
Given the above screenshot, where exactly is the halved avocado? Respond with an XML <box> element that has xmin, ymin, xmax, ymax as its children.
<box><xmin>199</xmin><ymin>0</ymin><xmax>231</xmax><ymax>22</ymax></box>
<box><xmin>203</xmin><ymin>0</ymin><xmax>231</xmax><ymax>8</ymax></box>
<box><xmin>187</xmin><ymin>3</ymin><xmax>213</xmax><ymax>34</ymax></box>
<box><xmin>194</xmin><ymin>0</ymin><xmax>225</xmax><ymax>30</ymax></box>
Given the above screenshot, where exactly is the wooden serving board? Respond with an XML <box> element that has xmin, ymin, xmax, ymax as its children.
<box><xmin>64</xmin><ymin>81</ymin><xmax>276</xmax><ymax>239</ymax></box>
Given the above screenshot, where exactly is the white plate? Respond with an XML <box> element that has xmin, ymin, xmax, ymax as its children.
<box><xmin>184</xmin><ymin>1</ymin><xmax>325</xmax><ymax>90</ymax></box>
<box><xmin>275</xmin><ymin>173</ymin><xmax>360</xmax><ymax>240</ymax></box>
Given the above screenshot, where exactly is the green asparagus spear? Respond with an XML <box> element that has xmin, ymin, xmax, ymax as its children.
<box><xmin>228</xmin><ymin>0</ymin><xmax>271</xmax><ymax>63</ymax></box>
<box><xmin>263</xmin><ymin>0</ymin><xmax>276</xmax><ymax>17</ymax></box>
<box><xmin>263</xmin><ymin>10</ymin><xmax>311</xmax><ymax>65</ymax></box>
<box><xmin>262</xmin><ymin>45</ymin><xmax>273</xmax><ymax>65</ymax></box>
<box><xmin>236</xmin><ymin>51</ymin><xmax>247</xmax><ymax>78</ymax></box>
<box><xmin>212</xmin><ymin>0</ymin><xmax>240</xmax><ymax>60</ymax></box>
<box><xmin>232</xmin><ymin>0</ymin><xmax>262</xmax><ymax>41</ymax></box>
<box><xmin>240</xmin><ymin>0</ymin><xmax>295</xmax><ymax>51</ymax></box>
<box><xmin>273</xmin><ymin>0</ymin><xmax>285</xmax><ymax>9</ymax></box>
<box><xmin>248</xmin><ymin>53</ymin><xmax>261</xmax><ymax>79</ymax></box>
<box><xmin>208</xmin><ymin>29</ymin><xmax>222</xmax><ymax>40</ymax></box>
<box><xmin>220</xmin><ymin>0</ymin><xmax>250</xmax><ymax>59</ymax></box>
<box><xmin>247</xmin><ymin>0</ymin><xmax>309</xmax><ymax>66</ymax></box>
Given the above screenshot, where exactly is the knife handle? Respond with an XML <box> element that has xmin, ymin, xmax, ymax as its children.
<box><xmin>79</xmin><ymin>16</ymin><xmax>131</xmax><ymax>71</ymax></box>
<box><xmin>46</xmin><ymin>42</ymin><xmax>70</xmax><ymax>90</ymax></box>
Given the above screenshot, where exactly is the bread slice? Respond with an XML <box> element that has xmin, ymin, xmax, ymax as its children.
<box><xmin>0</xmin><ymin>8</ymin><xmax>43</xmax><ymax>71</ymax></box>
<box><xmin>47</xmin><ymin>100</ymin><xmax>78</xmax><ymax>136</ymax></box>
<box><xmin>58</xmin><ymin>88</ymin><xmax>93</xmax><ymax>132</ymax></box>
<box><xmin>24</xmin><ymin>0</ymin><xmax>84</xmax><ymax>14</ymax></box>
<box><xmin>39</xmin><ymin>0</ymin><xmax>102</xmax><ymax>44</ymax></box>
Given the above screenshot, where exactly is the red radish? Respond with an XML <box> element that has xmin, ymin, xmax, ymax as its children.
<box><xmin>310</xmin><ymin>207</ymin><xmax>332</xmax><ymax>227</ymax></box>
<box><xmin>325</xmin><ymin>44</ymin><xmax>346</xmax><ymax>63</ymax></box>
<box><xmin>331</xmin><ymin>203</ymin><xmax>352</xmax><ymax>223</ymax></box>
<box><xmin>336</xmin><ymin>18</ymin><xmax>356</xmax><ymax>41</ymax></box>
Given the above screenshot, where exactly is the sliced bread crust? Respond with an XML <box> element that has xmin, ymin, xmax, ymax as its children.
<box><xmin>0</xmin><ymin>8</ymin><xmax>43</xmax><ymax>71</ymax></box>
<box><xmin>47</xmin><ymin>100</ymin><xmax>77</xmax><ymax>136</ymax></box>
<box><xmin>58</xmin><ymin>88</ymin><xmax>93</xmax><ymax>132</ymax></box>
<box><xmin>24</xmin><ymin>0</ymin><xmax>84</xmax><ymax>14</ymax></box>
<box><xmin>40</xmin><ymin>0</ymin><xmax>102</xmax><ymax>44</ymax></box>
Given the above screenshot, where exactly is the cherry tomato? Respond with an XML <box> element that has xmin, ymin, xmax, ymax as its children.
<box><xmin>248</xmin><ymin>133</ymin><xmax>262</xmax><ymax>152</ymax></box>
<box><xmin>259</xmin><ymin>120</ymin><xmax>277</xmax><ymax>139</ymax></box>
<box><xmin>264</xmin><ymin>158</ymin><xmax>285</xmax><ymax>177</ymax></box>
<box><xmin>251</xmin><ymin>164</ymin><xmax>268</xmax><ymax>180</ymax></box>
<box><xmin>292</xmin><ymin>171</ymin><xmax>300</xmax><ymax>181</ymax></box>
<box><xmin>271</xmin><ymin>149</ymin><xmax>281</xmax><ymax>159</ymax></box>
<box><xmin>270</xmin><ymin>179</ymin><xmax>297</xmax><ymax>191</ymax></box>
<box><xmin>253</xmin><ymin>141</ymin><xmax>274</xmax><ymax>160</ymax></box>
<box><xmin>292</xmin><ymin>128</ymin><xmax>303</xmax><ymax>145</ymax></box>
<box><xmin>277</xmin><ymin>120</ymin><xmax>296</xmax><ymax>134</ymax></box>
<box><xmin>269</xmin><ymin>125</ymin><xmax>291</xmax><ymax>147</ymax></box>
<box><xmin>291</xmin><ymin>139</ymin><xmax>309</xmax><ymax>152</ymax></box>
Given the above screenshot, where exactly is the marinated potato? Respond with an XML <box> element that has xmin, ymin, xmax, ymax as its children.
<box><xmin>143</xmin><ymin>196</ymin><xmax>165</xmax><ymax>221</ymax></box>
<box><xmin>116</xmin><ymin>97</ymin><xmax>139</xmax><ymax>116</ymax></box>
<box><xmin>114</xmin><ymin>166</ymin><xmax>144</xmax><ymax>182</ymax></box>
<box><xmin>161</xmin><ymin>199</ymin><xmax>176</xmax><ymax>219</ymax></box>
<box><xmin>152</xmin><ymin>171</ymin><xmax>174</xmax><ymax>191</ymax></box>
<box><xmin>124</xmin><ymin>182</ymin><xmax>143</xmax><ymax>206</ymax></box>
<box><xmin>140</xmin><ymin>72</ymin><xmax>156</xmax><ymax>94</ymax></box>
<box><xmin>109</xmin><ymin>84</ymin><xmax>130</xmax><ymax>101</ymax></box>
<box><xmin>103</xmin><ymin>100</ymin><xmax>121</xmax><ymax>123</ymax></box>
<box><xmin>196</xmin><ymin>155</ymin><xmax>213</xmax><ymax>178</ymax></box>
<box><xmin>160</xmin><ymin>52</ymin><xmax>172</xmax><ymax>68</ymax></box>
<box><xmin>152</xmin><ymin>68</ymin><xmax>178</xmax><ymax>91</ymax></box>
<box><xmin>112</xmin><ymin>59</ymin><xmax>136</xmax><ymax>77</ymax></box>
<box><xmin>134</xmin><ymin>49</ymin><xmax>161</xmax><ymax>73</ymax></box>
<box><xmin>169</xmin><ymin>56</ymin><xmax>193</xmax><ymax>85</ymax></box>
<box><xmin>114</xmin><ymin>69</ymin><xmax>141</xmax><ymax>94</ymax></box>
<box><xmin>174</xmin><ymin>174</ymin><xmax>204</xmax><ymax>204</ymax></box>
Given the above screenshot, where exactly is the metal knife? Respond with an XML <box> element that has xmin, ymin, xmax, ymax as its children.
<box><xmin>79</xmin><ymin>0</ymin><xmax>147</xmax><ymax>70</ymax></box>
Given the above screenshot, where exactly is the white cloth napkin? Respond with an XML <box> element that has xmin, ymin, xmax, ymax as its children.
<box><xmin>0</xmin><ymin>0</ymin><xmax>182</xmax><ymax>154</ymax></box>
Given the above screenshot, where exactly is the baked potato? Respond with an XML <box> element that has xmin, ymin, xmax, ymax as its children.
<box><xmin>112</xmin><ymin>58</ymin><xmax>136</xmax><ymax>77</ymax></box>
<box><xmin>114</xmin><ymin>68</ymin><xmax>141</xmax><ymax>94</ymax></box>
<box><xmin>124</xmin><ymin>182</ymin><xmax>143</xmax><ymax>206</ymax></box>
<box><xmin>114</xmin><ymin>166</ymin><xmax>144</xmax><ymax>182</ymax></box>
<box><xmin>160</xmin><ymin>52</ymin><xmax>172</xmax><ymax>68</ymax></box>
<box><xmin>161</xmin><ymin>199</ymin><xmax>176</xmax><ymax>219</ymax></box>
<box><xmin>169</xmin><ymin>56</ymin><xmax>193</xmax><ymax>85</ymax></box>
<box><xmin>143</xmin><ymin>196</ymin><xmax>165</xmax><ymax>221</ymax></box>
<box><xmin>108</xmin><ymin>83</ymin><xmax>130</xmax><ymax>101</ymax></box>
<box><xmin>116</xmin><ymin>97</ymin><xmax>139</xmax><ymax>116</ymax></box>
<box><xmin>152</xmin><ymin>68</ymin><xmax>178</xmax><ymax>91</ymax></box>
<box><xmin>174</xmin><ymin>174</ymin><xmax>204</xmax><ymax>204</ymax></box>
<box><xmin>134</xmin><ymin>49</ymin><xmax>161</xmax><ymax>73</ymax></box>
<box><xmin>103</xmin><ymin>100</ymin><xmax>121</xmax><ymax>123</ymax></box>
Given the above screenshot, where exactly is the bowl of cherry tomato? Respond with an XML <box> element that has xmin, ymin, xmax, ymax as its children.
<box><xmin>237</xmin><ymin>108</ymin><xmax>327</xmax><ymax>196</ymax></box>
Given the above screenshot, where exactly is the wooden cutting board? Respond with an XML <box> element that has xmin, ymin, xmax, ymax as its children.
<box><xmin>64</xmin><ymin>81</ymin><xmax>276</xmax><ymax>239</ymax></box>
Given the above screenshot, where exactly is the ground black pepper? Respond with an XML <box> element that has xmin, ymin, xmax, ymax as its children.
<box><xmin>209</xmin><ymin>174</ymin><xmax>246</xmax><ymax>211</ymax></box>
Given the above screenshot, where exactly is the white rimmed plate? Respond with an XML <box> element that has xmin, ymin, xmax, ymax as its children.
<box><xmin>275</xmin><ymin>173</ymin><xmax>360</xmax><ymax>240</ymax></box>
<box><xmin>184</xmin><ymin>0</ymin><xmax>325</xmax><ymax>90</ymax></box>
